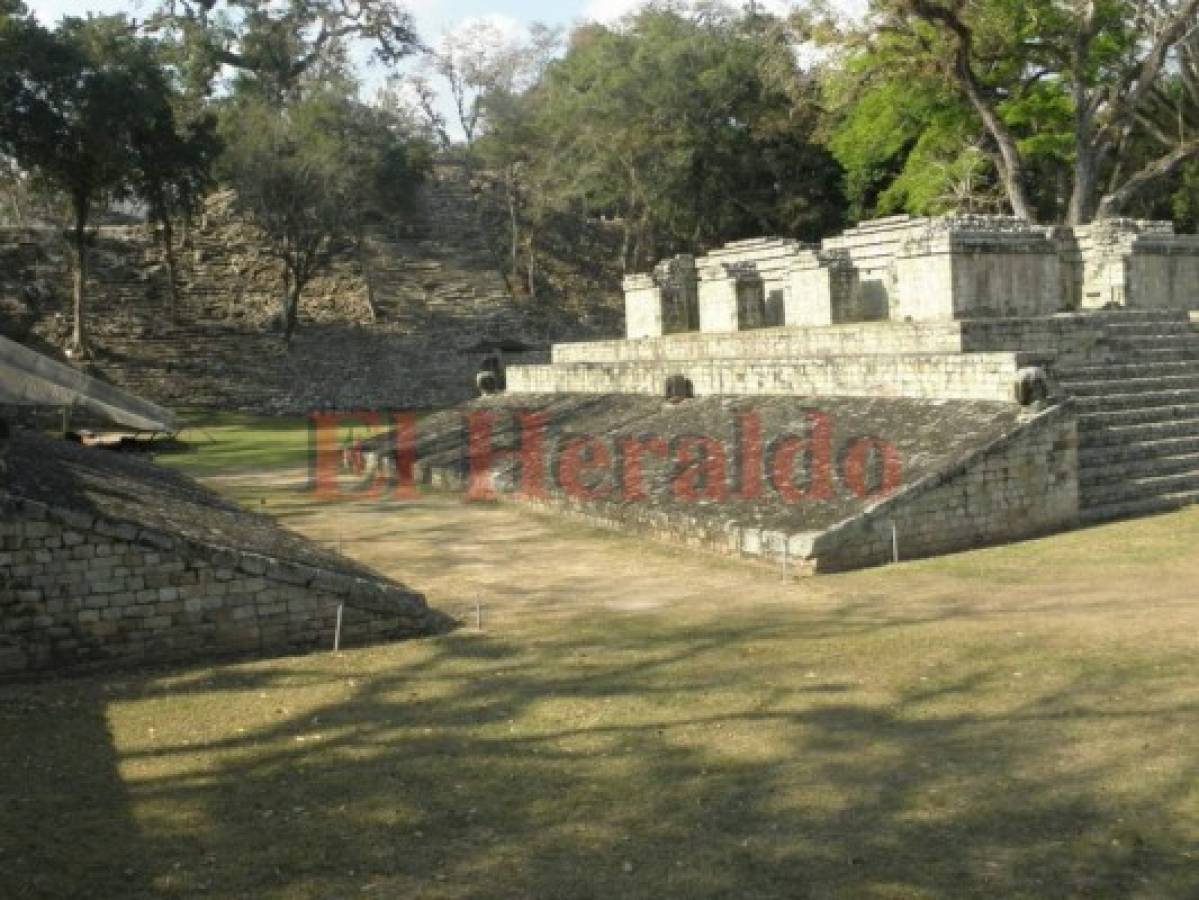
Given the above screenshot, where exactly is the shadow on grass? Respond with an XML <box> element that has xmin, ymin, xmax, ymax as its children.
<box><xmin>2</xmin><ymin>610</ymin><xmax>1196</xmax><ymax>899</ymax></box>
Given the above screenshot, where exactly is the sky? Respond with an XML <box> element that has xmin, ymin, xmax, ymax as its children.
<box><xmin>25</xmin><ymin>0</ymin><xmax>678</xmax><ymax>36</ymax></box>
<box><xmin>24</xmin><ymin>0</ymin><xmax>856</xmax><ymax>135</ymax></box>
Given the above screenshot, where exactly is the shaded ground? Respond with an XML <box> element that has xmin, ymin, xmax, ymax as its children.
<box><xmin>2</xmin><ymin>417</ymin><xmax>1198</xmax><ymax>899</ymax></box>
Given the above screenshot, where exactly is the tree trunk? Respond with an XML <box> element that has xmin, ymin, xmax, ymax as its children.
<box><xmin>906</xmin><ymin>0</ymin><xmax>1036</xmax><ymax>221</ymax></box>
<box><xmin>358</xmin><ymin>236</ymin><xmax>379</xmax><ymax>322</ymax></box>
<box><xmin>1068</xmin><ymin>143</ymin><xmax>1100</xmax><ymax>225</ymax></box>
<box><xmin>507</xmin><ymin>175</ymin><xmax>520</xmax><ymax>279</ymax></box>
<box><xmin>619</xmin><ymin>218</ymin><xmax>633</xmax><ymax>275</ymax></box>
<box><xmin>526</xmin><ymin>237</ymin><xmax>537</xmax><ymax>301</ymax></box>
<box><xmin>68</xmin><ymin>200</ymin><xmax>89</xmax><ymax>358</ymax></box>
<box><xmin>160</xmin><ymin>217</ymin><xmax>181</xmax><ymax>323</ymax></box>
<box><xmin>282</xmin><ymin>275</ymin><xmax>301</xmax><ymax>346</ymax></box>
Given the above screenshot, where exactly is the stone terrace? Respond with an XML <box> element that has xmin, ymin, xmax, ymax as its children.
<box><xmin>367</xmin><ymin>393</ymin><xmax>1078</xmax><ymax>572</ymax></box>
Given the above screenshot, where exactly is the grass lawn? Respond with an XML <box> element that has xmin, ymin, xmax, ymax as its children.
<box><xmin>2</xmin><ymin>414</ymin><xmax>1197</xmax><ymax>899</ymax></box>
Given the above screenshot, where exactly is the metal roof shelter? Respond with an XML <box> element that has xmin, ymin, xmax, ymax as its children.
<box><xmin>0</xmin><ymin>335</ymin><xmax>177</xmax><ymax>433</ymax></box>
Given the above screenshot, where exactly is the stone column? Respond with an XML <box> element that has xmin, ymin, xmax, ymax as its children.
<box><xmin>621</xmin><ymin>254</ymin><xmax>698</xmax><ymax>339</ymax></box>
<box><xmin>698</xmin><ymin>263</ymin><xmax>767</xmax><ymax>333</ymax></box>
<box><xmin>785</xmin><ymin>249</ymin><xmax>860</xmax><ymax>326</ymax></box>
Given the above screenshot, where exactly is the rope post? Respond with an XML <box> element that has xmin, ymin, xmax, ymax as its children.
<box><xmin>890</xmin><ymin>520</ymin><xmax>900</xmax><ymax>565</ymax></box>
<box><xmin>333</xmin><ymin>603</ymin><xmax>344</xmax><ymax>652</ymax></box>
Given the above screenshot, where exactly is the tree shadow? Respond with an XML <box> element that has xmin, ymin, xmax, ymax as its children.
<box><xmin>2</xmin><ymin>606</ymin><xmax>1195</xmax><ymax>898</ymax></box>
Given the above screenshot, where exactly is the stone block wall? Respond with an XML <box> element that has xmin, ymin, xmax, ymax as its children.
<box><xmin>807</xmin><ymin>404</ymin><xmax>1079</xmax><ymax>571</ymax></box>
<box><xmin>508</xmin><ymin>351</ymin><xmax>1035</xmax><ymax>402</ymax></box>
<box><xmin>786</xmin><ymin>249</ymin><xmax>864</xmax><ymax>326</ymax></box>
<box><xmin>0</xmin><ymin>494</ymin><xmax>435</xmax><ymax>678</ymax></box>
<box><xmin>620</xmin><ymin>215</ymin><xmax>1199</xmax><ymax>338</ymax></box>
<box><xmin>1074</xmin><ymin>219</ymin><xmax>1199</xmax><ymax>311</ymax></box>
<box><xmin>698</xmin><ymin>266</ymin><xmax>769</xmax><ymax>333</ymax></box>
<box><xmin>698</xmin><ymin>238</ymin><xmax>802</xmax><ymax>326</ymax></box>
<box><xmin>553</xmin><ymin>322</ymin><xmax>968</xmax><ymax>363</ymax></box>
<box><xmin>892</xmin><ymin>219</ymin><xmax>1064</xmax><ymax>321</ymax></box>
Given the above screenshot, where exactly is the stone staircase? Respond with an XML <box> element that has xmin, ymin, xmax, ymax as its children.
<box><xmin>363</xmin><ymin>164</ymin><xmax>524</xmax><ymax>333</ymax></box>
<box><xmin>1054</xmin><ymin>311</ymin><xmax>1199</xmax><ymax>522</ymax></box>
<box><xmin>19</xmin><ymin>163</ymin><xmax>611</xmax><ymax>413</ymax></box>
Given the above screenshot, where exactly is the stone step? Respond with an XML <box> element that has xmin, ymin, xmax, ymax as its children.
<box><xmin>1072</xmin><ymin>387</ymin><xmax>1199</xmax><ymax>411</ymax></box>
<box><xmin>1080</xmin><ymin>488</ymin><xmax>1199</xmax><ymax>523</ymax></box>
<box><xmin>1059</xmin><ymin>372</ymin><xmax>1199</xmax><ymax>396</ymax></box>
<box><xmin>1079</xmin><ymin>449</ymin><xmax>1199</xmax><ymax>483</ymax></box>
<box><xmin>1101</xmin><ymin>335</ymin><xmax>1199</xmax><ymax>350</ymax></box>
<box><xmin>1078</xmin><ymin>434</ymin><xmax>1199</xmax><ymax>465</ymax></box>
<box><xmin>1080</xmin><ymin>469</ymin><xmax>1199</xmax><ymax>505</ymax></box>
<box><xmin>1079</xmin><ymin>415</ymin><xmax>1199</xmax><ymax>445</ymax></box>
<box><xmin>1100</xmin><ymin>321</ymin><xmax>1198</xmax><ymax>335</ymax></box>
<box><xmin>1057</xmin><ymin>359</ymin><xmax>1199</xmax><ymax>381</ymax></box>
<box><xmin>1077</xmin><ymin>402</ymin><xmax>1199</xmax><ymax>429</ymax></box>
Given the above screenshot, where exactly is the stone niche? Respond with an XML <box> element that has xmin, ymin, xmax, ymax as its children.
<box><xmin>891</xmin><ymin>217</ymin><xmax>1064</xmax><ymax>321</ymax></box>
<box><xmin>1073</xmin><ymin>219</ymin><xmax>1199</xmax><ymax>311</ymax></box>
<box><xmin>698</xmin><ymin>261</ymin><xmax>769</xmax><ymax>333</ymax></box>
<box><xmin>696</xmin><ymin>238</ymin><xmax>801</xmax><ymax>327</ymax></box>
<box><xmin>820</xmin><ymin>216</ymin><xmax>928</xmax><ymax>321</ymax></box>
<box><xmin>623</xmin><ymin>254</ymin><xmax>698</xmax><ymax>339</ymax></box>
<box><xmin>786</xmin><ymin>248</ymin><xmax>862</xmax><ymax>326</ymax></box>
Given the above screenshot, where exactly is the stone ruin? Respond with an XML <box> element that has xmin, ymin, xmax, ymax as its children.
<box><xmin>624</xmin><ymin>216</ymin><xmax>1199</xmax><ymax>336</ymax></box>
<box><xmin>401</xmin><ymin>214</ymin><xmax>1199</xmax><ymax>573</ymax></box>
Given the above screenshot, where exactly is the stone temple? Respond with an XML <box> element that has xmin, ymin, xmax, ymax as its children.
<box><xmin>405</xmin><ymin>215</ymin><xmax>1199</xmax><ymax>573</ymax></box>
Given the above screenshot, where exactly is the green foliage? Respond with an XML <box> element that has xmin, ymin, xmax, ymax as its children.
<box><xmin>481</xmin><ymin>7</ymin><xmax>846</xmax><ymax>273</ymax></box>
<box><xmin>217</xmin><ymin>84</ymin><xmax>427</xmax><ymax>342</ymax></box>
<box><xmin>148</xmin><ymin>0</ymin><xmax>421</xmax><ymax>101</ymax></box>
<box><xmin>825</xmin><ymin>0</ymin><xmax>1199</xmax><ymax>223</ymax></box>
<box><xmin>0</xmin><ymin>12</ymin><xmax>210</xmax><ymax>349</ymax></box>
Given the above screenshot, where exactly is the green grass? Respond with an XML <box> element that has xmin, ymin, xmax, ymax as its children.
<box><xmin>156</xmin><ymin>411</ymin><xmax>395</xmax><ymax>478</ymax></box>
<box><xmin>2</xmin><ymin>416</ymin><xmax>1197</xmax><ymax>899</ymax></box>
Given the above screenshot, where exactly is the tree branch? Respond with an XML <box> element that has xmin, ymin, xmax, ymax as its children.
<box><xmin>1097</xmin><ymin>138</ymin><xmax>1199</xmax><ymax>217</ymax></box>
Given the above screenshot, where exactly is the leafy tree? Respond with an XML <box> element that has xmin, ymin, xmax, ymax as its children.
<box><xmin>0</xmin><ymin>14</ymin><xmax>189</xmax><ymax>356</ymax></box>
<box><xmin>490</xmin><ymin>7</ymin><xmax>845</xmax><ymax>274</ymax></box>
<box><xmin>148</xmin><ymin>0</ymin><xmax>421</xmax><ymax>101</ymax></box>
<box><xmin>217</xmin><ymin>86</ymin><xmax>426</xmax><ymax>343</ymax></box>
<box><xmin>423</xmin><ymin>19</ymin><xmax>561</xmax><ymax>152</ymax></box>
<box><xmin>828</xmin><ymin>0</ymin><xmax>1199</xmax><ymax>224</ymax></box>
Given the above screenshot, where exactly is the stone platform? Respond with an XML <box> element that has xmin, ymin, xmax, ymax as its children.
<box><xmin>460</xmin><ymin>309</ymin><xmax>1199</xmax><ymax>569</ymax></box>
<box><xmin>386</xmin><ymin>394</ymin><xmax>1075</xmax><ymax>573</ymax></box>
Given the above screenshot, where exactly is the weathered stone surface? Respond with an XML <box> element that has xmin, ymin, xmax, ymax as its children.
<box><xmin>396</xmin><ymin>392</ymin><xmax>1064</xmax><ymax>571</ymax></box>
<box><xmin>0</xmin><ymin>431</ymin><xmax>445</xmax><ymax>678</ymax></box>
<box><xmin>623</xmin><ymin>215</ymin><xmax>1199</xmax><ymax>334</ymax></box>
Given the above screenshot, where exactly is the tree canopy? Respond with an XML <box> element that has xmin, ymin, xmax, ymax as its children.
<box><xmin>217</xmin><ymin>84</ymin><xmax>427</xmax><ymax>342</ymax></box>
<box><xmin>0</xmin><ymin>11</ymin><xmax>213</xmax><ymax>352</ymax></box>
<box><xmin>822</xmin><ymin>0</ymin><xmax>1199</xmax><ymax>224</ymax></box>
<box><xmin>476</xmin><ymin>5</ymin><xmax>847</xmax><ymax>280</ymax></box>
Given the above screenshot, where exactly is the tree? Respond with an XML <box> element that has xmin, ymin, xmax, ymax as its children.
<box><xmin>493</xmin><ymin>7</ymin><xmax>845</xmax><ymax>274</ymax></box>
<box><xmin>423</xmin><ymin>18</ymin><xmax>561</xmax><ymax>152</ymax></box>
<box><xmin>0</xmin><ymin>14</ymin><xmax>185</xmax><ymax>356</ymax></box>
<box><xmin>130</xmin><ymin>105</ymin><xmax>222</xmax><ymax>320</ymax></box>
<box><xmin>833</xmin><ymin>0</ymin><xmax>1199</xmax><ymax>224</ymax></box>
<box><xmin>218</xmin><ymin>86</ymin><xmax>426</xmax><ymax>343</ymax></box>
<box><xmin>148</xmin><ymin>0</ymin><xmax>421</xmax><ymax>101</ymax></box>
